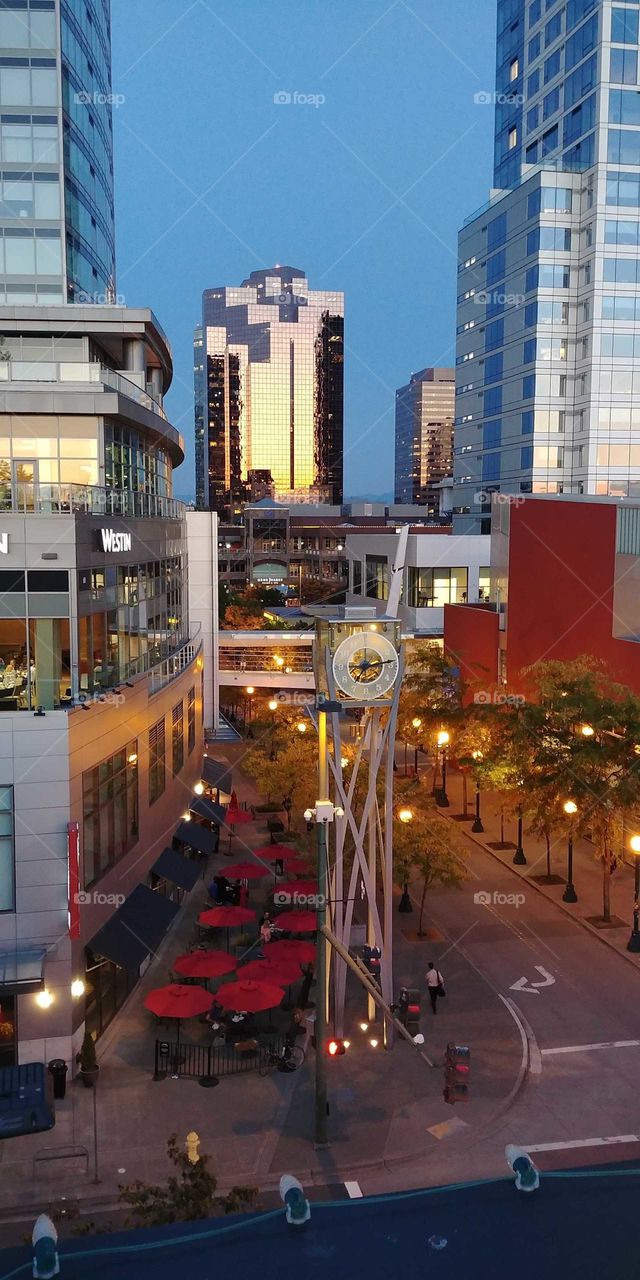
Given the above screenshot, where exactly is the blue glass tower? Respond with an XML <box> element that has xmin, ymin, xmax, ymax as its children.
<box><xmin>0</xmin><ymin>0</ymin><xmax>116</xmax><ymax>304</ymax></box>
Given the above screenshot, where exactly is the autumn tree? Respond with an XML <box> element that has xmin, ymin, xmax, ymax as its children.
<box><xmin>393</xmin><ymin>788</ymin><xmax>468</xmax><ymax>935</ymax></box>
<box><xmin>118</xmin><ymin>1135</ymin><xmax>257</xmax><ymax>1226</ymax></box>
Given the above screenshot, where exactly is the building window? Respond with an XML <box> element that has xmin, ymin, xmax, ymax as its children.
<box><xmin>82</xmin><ymin>744</ymin><xmax>138</xmax><ymax>887</ymax></box>
<box><xmin>352</xmin><ymin>559</ymin><xmax>362</xmax><ymax>594</ymax></box>
<box><xmin>407</xmin><ymin>567</ymin><xmax>468</xmax><ymax>608</ymax></box>
<box><xmin>0</xmin><ymin>786</ymin><xmax>14</xmax><ymax>913</ymax></box>
<box><xmin>188</xmin><ymin>686</ymin><xmax>196</xmax><ymax>754</ymax></box>
<box><xmin>172</xmin><ymin>701</ymin><xmax>184</xmax><ymax>776</ymax></box>
<box><xmin>149</xmin><ymin>718</ymin><xmax>165</xmax><ymax>805</ymax></box>
<box><xmin>365</xmin><ymin>556</ymin><xmax>389</xmax><ymax>601</ymax></box>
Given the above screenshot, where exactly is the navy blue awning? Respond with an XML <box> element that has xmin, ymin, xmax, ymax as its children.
<box><xmin>190</xmin><ymin>795</ymin><xmax>226</xmax><ymax>823</ymax></box>
<box><xmin>201</xmin><ymin>757</ymin><xmax>232</xmax><ymax>791</ymax></box>
<box><xmin>173</xmin><ymin>820</ymin><xmax>217</xmax><ymax>856</ymax></box>
<box><xmin>89</xmin><ymin>885</ymin><xmax>179</xmax><ymax>971</ymax></box>
<box><xmin>151</xmin><ymin>847</ymin><xmax>201</xmax><ymax>892</ymax></box>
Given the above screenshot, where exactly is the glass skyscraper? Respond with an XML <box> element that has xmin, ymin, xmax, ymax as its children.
<box><xmin>195</xmin><ymin>266</ymin><xmax>344</xmax><ymax>515</ymax></box>
<box><xmin>394</xmin><ymin>367</ymin><xmax>454</xmax><ymax>509</ymax></box>
<box><xmin>0</xmin><ymin>0</ymin><xmax>116</xmax><ymax>305</ymax></box>
<box><xmin>453</xmin><ymin>0</ymin><xmax>640</xmax><ymax>532</ymax></box>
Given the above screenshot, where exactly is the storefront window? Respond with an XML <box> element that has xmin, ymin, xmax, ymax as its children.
<box><xmin>408</xmin><ymin>567</ymin><xmax>469</xmax><ymax>607</ymax></box>
<box><xmin>84</xmin><ymin>954</ymin><xmax>135</xmax><ymax>1041</ymax></box>
<box><xmin>172</xmin><ymin>701</ymin><xmax>184</xmax><ymax>776</ymax></box>
<box><xmin>149</xmin><ymin>718</ymin><xmax>165</xmax><ymax>804</ymax></box>
<box><xmin>187</xmin><ymin>687</ymin><xmax>196</xmax><ymax>754</ymax></box>
<box><xmin>82</xmin><ymin>742</ymin><xmax>138</xmax><ymax>886</ymax></box>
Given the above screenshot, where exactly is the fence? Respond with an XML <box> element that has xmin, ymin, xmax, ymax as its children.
<box><xmin>153</xmin><ymin>1034</ymin><xmax>287</xmax><ymax>1081</ymax></box>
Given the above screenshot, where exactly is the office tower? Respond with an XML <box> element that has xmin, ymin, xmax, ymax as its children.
<box><xmin>0</xmin><ymin>0</ymin><xmax>116</xmax><ymax>305</ymax></box>
<box><xmin>394</xmin><ymin>367</ymin><xmax>454</xmax><ymax>510</ymax></box>
<box><xmin>0</xmin><ymin>4</ymin><xmax>206</xmax><ymax>1069</ymax></box>
<box><xmin>195</xmin><ymin>265</ymin><xmax>344</xmax><ymax>516</ymax></box>
<box><xmin>453</xmin><ymin>0</ymin><xmax>640</xmax><ymax>532</ymax></box>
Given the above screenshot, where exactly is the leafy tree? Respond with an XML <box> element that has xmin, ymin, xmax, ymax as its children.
<box><xmin>393</xmin><ymin>791</ymin><xmax>468</xmax><ymax>935</ymax></box>
<box><xmin>118</xmin><ymin>1135</ymin><xmax>257</xmax><ymax>1226</ymax></box>
<box><xmin>496</xmin><ymin>658</ymin><xmax>640</xmax><ymax>921</ymax></box>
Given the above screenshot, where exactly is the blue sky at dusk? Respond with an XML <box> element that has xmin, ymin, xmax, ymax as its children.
<box><xmin>110</xmin><ymin>0</ymin><xmax>497</xmax><ymax>500</ymax></box>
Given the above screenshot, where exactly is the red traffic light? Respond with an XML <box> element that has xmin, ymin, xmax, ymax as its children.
<box><xmin>327</xmin><ymin>1038</ymin><xmax>346</xmax><ymax>1056</ymax></box>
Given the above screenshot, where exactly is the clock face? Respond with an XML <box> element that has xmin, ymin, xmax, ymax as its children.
<box><xmin>332</xmin><ymin>630</ymin><xmax>400</xmax><ymax>702</ymax></box>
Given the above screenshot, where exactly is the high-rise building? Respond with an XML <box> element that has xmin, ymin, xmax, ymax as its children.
<box><xmin>0</xmin><ymin>0</ymin><xmax>116</xmax><ymax>305</ymax></box>
<box><xmin>453</xmin><ymin>0</ymin><xmax>640</xmax><ymax>532</ymax></box>
<box><xmin>195</xmin><ymin>265</ymin><xmax>344</xmax><ymax>516</ymax></box>
<box><xmin>0</xmin><ymin>4</ymin><xmax>209</xmax><ymax>1071</ymax></box>
<box><xmin>394</xmin><ymin>367</ymin><xmax>454</xmax><ymax>509</ymax></box>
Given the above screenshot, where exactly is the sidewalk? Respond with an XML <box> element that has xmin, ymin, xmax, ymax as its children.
<box><xmin>436</xmin><ymin>763</ymin><xmax>640</xmax><ymax>968</ymax></box>
<box><xmin>0</xmin><ymin>753</ymin><xmax>524</xmax><ymax>1222</ymax></box>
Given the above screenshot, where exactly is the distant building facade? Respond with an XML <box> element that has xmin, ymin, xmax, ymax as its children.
<box><xmin>394</xmin><ymin>368</ymin><xmax>454</xmax><ymax>511</ymax></box>
<box><xmin>194</xmin><ymin>266</ymin><xmax>344</xmax><ymax>516</ymax></box>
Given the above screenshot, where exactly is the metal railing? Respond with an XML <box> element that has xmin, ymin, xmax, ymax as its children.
<box><xmin>0</xmin><ymin>360</ymin><xmax>167</xmax><ymax>420</ymax></box>
<box><xmin>153</xmin><ymin>1033</ymin><xmax>288</xmax><ymax>1081</ymax></box>
<box><xmin>0</xmin><ymin>480</ymin><xmax>185</xmax><ymax>519</ymax></box>
<box><xmin>149</xmin><ymin>628</ymin><xmax>202</xmax><ymax>695</ymax></box>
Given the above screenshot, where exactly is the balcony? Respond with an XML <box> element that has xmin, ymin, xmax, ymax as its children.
<box><xmin>0</xmin><ymin>360</ymin><xmax>167</xmax><ymax>419</ymax></box>
<box><xmin>149</xmin><ymin>627</ymin><xmax>203</xmax><ymax>696</ymax></box>
<box><xmin>0</xmin><ymin>479</ymin><xmax>185</xmax><ymax>520</ymax></box>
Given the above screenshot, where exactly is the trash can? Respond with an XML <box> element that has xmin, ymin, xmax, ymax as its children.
<box><xmin>47</xmin><ymin>1059</ymin><xmax>68</xmax><ymax>1100</ymax></box>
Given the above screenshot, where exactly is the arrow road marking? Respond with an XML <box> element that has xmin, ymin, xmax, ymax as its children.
<box><xmin>510</xmin><ymin>966</ymin><xmax>556</xmax><ymax>995</ymax></box>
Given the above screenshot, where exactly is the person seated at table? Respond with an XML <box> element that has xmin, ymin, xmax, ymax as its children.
<box><xmin>2</xmin><ymin>660</ymin><xmax>16</xmax><ymax>689</ymax></box>
<box><xmin>259</xmin><ymin>912</ymin><xmax>274</xmax><ymax>946</ymax></box>
<box><xmin>208</xmin><ymin>874</ymin><xmax>228</xmax><ymax>903</ymax></box>
<box><xmin>228</xmin><ymin>880</ymin><xmax>241</xmax><ymax>906</ymax></box>
<box><xmin>205</xmin><ymin>998</ymin><xmax>224</xmax><ymax>1027</ymax></box>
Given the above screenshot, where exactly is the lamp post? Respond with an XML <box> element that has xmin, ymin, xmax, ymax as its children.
<box><xmin>397</xmin><ymin>807</ymin><xmax>413</xmax><ymax>913</ymax></box>
<box><xmin>513</xmin><ymin>808</ymin><xmax>527</xmax><ymax>865</ymax></box>
<box><xmin>627</xmin><ymin>835</ymin><xmax>640</xmax><ymax>952</ymax></box>
<box><xmin>244</xmin><ymin>686</ymin><xmax>254</xmax><ymax>727</ymax></box>
<box><xmin>436</xmin><ymin>730</ymin><xmax>450</xmax><ymax>807</ymax></box>
<box><xmin>412</xmin><ymin>718</ymin><xmax>422</xmax><ymax>775</ymax></box>
<box><xmin>562</xmin><ymin>800</ymin><xmax>578</xmax><ymax>903</ymax></box>
<box><xmin>471</xmin><ymin>750</ymin><xmax>484</xmax><ymax>833</ymax></box>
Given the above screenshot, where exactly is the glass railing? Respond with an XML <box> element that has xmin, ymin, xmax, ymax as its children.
<box><xmin>0</xmin><ymin>360</ymin><xmax>167</xmax><ymax>420</ymax></box>
<box><xmin>148</xmin><ymin>627</ymin><xmax>202</xmax><ymax>696</ymax></box>
<box><xmin>0</xmin><ymin>480</ymin><xmax>185</xmax><ymax>519</ymax></box>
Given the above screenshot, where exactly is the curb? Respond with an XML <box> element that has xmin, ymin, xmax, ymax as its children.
<box><xmin>449</xmin><ymin>811</ymin><xmax>640</xmax><ymax>976</ymax></box>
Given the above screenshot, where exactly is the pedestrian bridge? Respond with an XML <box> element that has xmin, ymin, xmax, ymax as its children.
<box><xmin>217</xmin><ymin>630</ymin><xmax>315</xmax><ymax>690</ymax></box>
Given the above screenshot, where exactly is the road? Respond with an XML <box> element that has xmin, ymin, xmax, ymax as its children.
<box><xmin>359</xmin><ymin>825</ymin><xmax>640</xmax><ymax>1192</ymax></box>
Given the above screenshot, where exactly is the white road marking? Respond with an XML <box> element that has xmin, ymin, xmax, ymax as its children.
<box><xmin>344</xmin><ymin>1180</ymin><xmax>363</xmax><ymax>1198</ymax></box>
<box><xmin>510</xmin><ymin>966</ymin><xmax>555</xmax><ymax>995</ymax></box>
<box><xmin>541</xmin><ymin>1039</ymin><xmax>640</xmax><ymax>1056</ymax></box>
<box><xmin>525</xmin><ymin>1135</ymin><xmax>640</xmax><ymax>1153</ymax></box>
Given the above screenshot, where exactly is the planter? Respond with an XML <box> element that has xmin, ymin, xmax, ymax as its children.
<box><xmin>80</xmin><ymin>1065</ymin><xmax>100</xmax><ymax>1089</ymax></box>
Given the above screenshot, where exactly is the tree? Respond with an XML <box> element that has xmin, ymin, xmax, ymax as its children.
<box><xmin>221</xmin><ymin>604</ymin><xmax>267</xmax><ymax>630</ymax></box>
<box><xmin>393</xmin><ymin>792</ymin><xmax>468</xmax><ymax>936</ymax></box>
<box><xmin>118</xmin><ymin>1135</ymin><xmax>257</xmax><ymax>1226</ymax></box>
<box><xmin>493</xmin><ymin>658</ymin><xmax>640</xmax><ymax>921</ymax></box>
<box><xmin>243</xmin><ymin>724</ymin><xmax>317</xmax><ymax>832</ymax></box>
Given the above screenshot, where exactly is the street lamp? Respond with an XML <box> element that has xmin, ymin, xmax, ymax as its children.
<box><xmin>411</xmin><ymin>717</ymin><xmax>422</xmax><ymax>774</ymax></box>
<box><xmin>297</xmin><ymin>721</ymin><xmax>307</xmax><ymax>734</ymax></box>
<box><xmin>471</xmin><ymin>750</ymin><xmax>484</xmax><ymax>833</ymax></box>
<box><xmin>513</xmin><ymin>806</ymin><xmax>527</xmax><ymax>866</ymax></box>
<box><xmin>397</xmin><ymin>807</ymin><xmax>413</xmax><ymax>912</ymax></box>
<box><xmin>436</xmin><ymin>730</ymin><xmax>450</xmax><ymax>808</ymax></box>
<box><xmin>627</xmin><ymin>835</ymin><xmax>640</xmax><ymax>952</ymax></box>
<box><xmin>562</xmin><ymin>800</ymin><xmax>578</xmax><ymax>903</ymax></box>
<box><xmin>245</xmin><ymin>686</ymin><xmax>254</xmax><ymax>727</ymax></box>
<box><xmin>268</xmin><ymin>698</ymin><xmax>279</xmax><ymax>712</ymax></box>
<box><xmin>580</xmin><ymin>724</ymin><xmax>595</xmax><ymax>738</ymax></box>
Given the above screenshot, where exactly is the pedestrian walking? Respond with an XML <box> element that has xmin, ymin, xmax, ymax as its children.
<box><xmin>425</xmin><ymin>961</ymin><xmax>445</xmax><ymax>1015</ymax></box>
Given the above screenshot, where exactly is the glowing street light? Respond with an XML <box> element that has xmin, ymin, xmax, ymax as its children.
<box><xmin>628</xmin><ymin>835</ymin><xmax>640</xmax><ymax>952</ymax></box>
<box><xmin>245</xmin><ymin>686</ymin><xmax>255</xmax><ymax>696</ymax></box>
<box><xmin>194</xmin><ymin>781</ymin><xmax>204</xmax><ymax>796</ymax></box>
<box><xmin>437</xmin><ymin>730</ymin><xmax>450</xmax><ymax>747</ymax></box>
<box><xmin>297</xmin><ymin>721</ymin><xmax>307</xmax><ymax>734</ymax></box>
<box><xmin>398</xmin><ymin>807</ymin><xmax>413</xmax><ymax>824</ymax></box>
<box><xmin>436</xmin><ymin>731</ymin><xmax>450</xmax><ymax>807</ymax></box>
<box><xmin>580</xmin><ymin>724</ymin><xmax>595</xmax><ymax>738</ymax></box>
<box><xmin>268</xmin><ymin>698</ymin><xmax>279</xmax><ymax>712</ymax></box>
<box><xmin>70</xmin><ymin>979</ymin><xmax>85</xmax><ymax>999</ymax></box>
<box><xmin>35</xmin><ymin>989</ymin><xmax>53</xmax><ymax>1010</ymax></box>
<box><xmin>472</xmin><ymin>750</ymin><xmax>484</xmax><ymax>832</ymax></box>
<box><xmin>562</xmin><ymin>800</ymin><xmax>578</xmax><ymax>903</ymax></box>
<box><xmin>411</xmin><ymin>717</ymin><xmax>422</xmax><ymax>730</ymax></box>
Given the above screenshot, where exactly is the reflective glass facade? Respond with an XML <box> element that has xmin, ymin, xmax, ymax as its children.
<box><xmin>0</xmin><ymin>0</ymin><xmax>116</xmax><ymax>304</ymax></box>
<box><xmin>454</xmin><ymin>2</ymin><xmax>640</xmax><ymax>531</ymax></box>
<box><xmin>195</xmin><ymin>266</ymin><xmax>344</xmax><ymax>515</ymax></box>
<box><xmin>394</xmin><ymin>367</ymin><xmax>454</xmax><ymax>509</ymax></box>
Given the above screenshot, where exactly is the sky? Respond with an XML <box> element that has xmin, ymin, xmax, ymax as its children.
<box><xmin>110</xmin><ymin>0</ymin><xmax>497</xmax><ymax>502</ymax></box>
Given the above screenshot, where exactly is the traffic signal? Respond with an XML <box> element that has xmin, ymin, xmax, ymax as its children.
<box><xmin>361</xmin><ymin>944</ymin><xmax>382</xmax><ymax>984</ymax></box>
<box><xmin>326</xmin><ymin>1038</ymin><xmax>346</xmax><ymax>1057</ymax></box>
<box><xmin>397</xmin><ymin>987</ymin><xmax>421</xmax><ymax>1035</ymax></box>
<box><xmin>444</xmin><ymin>1042</ymin><xmax>470</xmax><ymax>1103</ymax></box>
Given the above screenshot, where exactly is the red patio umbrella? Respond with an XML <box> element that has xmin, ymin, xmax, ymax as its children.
<box><xmin>272</xmin><ymin>910</ymin><xmax>317</xmax><ymax>933</ymax></box>
<box><xmin>265</xmin><ymin>939</ymin><xmax>316</xmax><ymax>965</ymax></box>
<box><xmin>274</xmin><ymin>880</ymin><xmax>318</xmax><ymax>898</ymax></box>
<box><xmin>199</xmin><ymin>906</ymin><xmax>255</xmax><ymax>927</ymax></box>
<box><xmin>225</xmin><ymin>807</ymin><xmax>253</xmax><ymax>826</ymax></box>
<box><xmin>241</xmin><ymin>957</ymin><xmax>303</xmax><ymax>984</ymax></box>
<box><xmin>284</xmin><ymin>858</ymin><xmax>313</xmax><ymax>876</ymax></box>
<box><xmin>224</xmin><ymin>862</ymin><xmax>269</xmax><ymax>880</ymax></box>
<box><xmin>253</xmin><ymin>844</ymin><xmax>300</xmax><ymax>863</ymax></box>
<box><xmin>173</xmin><ymin>950</ymin><xmax>236</xmax><ymax>980</ymax></box>
<box><xmin>199</xmin><ymin>905</ymin><xmax>256</xmax><ymax>949</ymax></box>
<box><xmin>215</xmin><ymin>979</ymin><xmax>284</xmax><ymax>1013</ymax></box>
<box><xmin>144</xmin><ymin>983</ymin><xmax>213</xmax><ymax>1019</ymax></box>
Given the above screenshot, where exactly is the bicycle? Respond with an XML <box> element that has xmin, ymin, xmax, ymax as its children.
<box><xmin>259</xmin><ymin>1040</ymin><xmax>305</xmax><ymax>1076</ymax></box>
